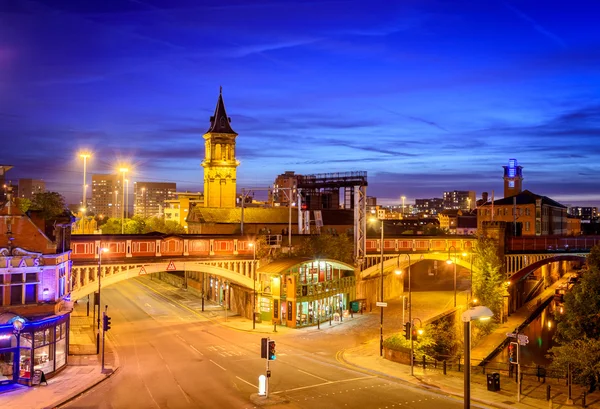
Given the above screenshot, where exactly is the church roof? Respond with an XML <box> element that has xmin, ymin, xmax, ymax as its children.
<box><xmin>205</xmin><ymin>87</ymin><xmax>237</xmax><ymax>135</ymax></box>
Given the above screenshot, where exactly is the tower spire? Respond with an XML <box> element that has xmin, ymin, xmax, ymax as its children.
<box><xmin>206</xmin><ymin>88</ymin><xmax>236</xmax><ymax>134</ymax></box>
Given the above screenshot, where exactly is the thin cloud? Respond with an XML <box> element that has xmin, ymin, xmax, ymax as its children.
<box><xmin>504</xmin><ymin>3</ymin><xmax>567</xmax><ymax>48</ymax></box>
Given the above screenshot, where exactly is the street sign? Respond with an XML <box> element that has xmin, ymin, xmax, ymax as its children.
<box><xmin>506</xmin><ymin>333</ymin><xmax>529</xmax><ymax>345</ymax></box>
<box><xmin>139</xmin><ymin>266</ymin><xmax>147</xmax><ymax>275</ymax></box>
<box><xmin>166</xmin><ymin>261</ymin><xmax>177</xmax><ymax>271</ymax></box>
<box><xmin>376</xmin><ymin>302</ymin><xmax>388</xmax><ymax>307</ymax></box>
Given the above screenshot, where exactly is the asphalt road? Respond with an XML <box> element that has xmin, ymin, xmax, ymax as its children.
<box><xmin>64</xmin><ymin>278</ymin><xmax>467</xmax><ymax>409</ymax></box>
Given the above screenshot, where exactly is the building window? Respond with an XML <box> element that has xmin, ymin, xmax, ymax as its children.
<box><xmin>525</xmin><ymin>221</ymin><xmax>530</xmax><ymax>231</ymax></box>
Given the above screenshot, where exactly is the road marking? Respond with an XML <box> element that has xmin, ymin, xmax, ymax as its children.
<box><xmin>236</xmin><ymin>376</ymin><xmax>257</xmax><ymax>389</ymax></box>
<box><xmin>273</xmin><ymin>375</ymin><xmax>376</xmax><ymax>394</ymax></box>
<box><xmin>190</xmin><ymin>345</ymin><xmax>203</xmax><ymax>355</ymax></box>
<box><xmin>177</xmin><ymin>384</ymin><xmax>192</xmax><ymax>404</ymax></box>
<box><xmin>298</xmin><ymin>369</ymin><xmax>329</xmax><ymax>382</ymax></box>
<box><xmin>210</xmin><ymin>359</ymin><xmax>226</xmax><ymax>371</ymax></box>
<box><xmin>175</xmin><ymin>334</ymin><xmax>186</xmax><ymax>342</ymax></box>
<box><xmin>145</xmin><ymin>303</ymin><xmax>151</xmax><ymax>308</ymax></box>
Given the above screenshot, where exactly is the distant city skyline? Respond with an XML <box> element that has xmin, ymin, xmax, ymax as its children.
<box><xmin>2</xmin><ymin>1</ymin><xmax>599</xmax><ymax>207</ymax></box>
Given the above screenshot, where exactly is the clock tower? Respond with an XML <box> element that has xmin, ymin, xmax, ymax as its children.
<box><xmin>201</xmin><ymin>88</ymin><xmax>239</xmax><ymax>208</ymax></box>
<box><xmin>503</xmin><ymin>158</ymin><xmax>523</xmax><ymax>198</ymax></box>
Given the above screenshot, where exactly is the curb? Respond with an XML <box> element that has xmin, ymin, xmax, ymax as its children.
<box><xmin>48</xmin><ymin>334</ymin><xmax>121</xmax><ymax>409</ymax></box>
<box><xmin>338</xmin><ymin>348</ymin><xmax>519</xmax><ymax>409</ymax></box>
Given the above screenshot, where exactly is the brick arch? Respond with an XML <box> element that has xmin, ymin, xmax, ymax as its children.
<box><xmin>360</xmin><ymin>252</ymin><xmax>480</xmax><ymax>280</ymax></box>
<box><xmin>508</xmin><ymin>254</ymin><xmax>586</xmax><ymax>284</ymax></box>
<box><xmin>71</xmin><ymin>261</ymin><xmax>253</xmax><ymax>301</ymax></box>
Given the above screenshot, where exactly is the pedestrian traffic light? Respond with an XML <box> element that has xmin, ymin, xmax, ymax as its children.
<box><xmin>103</xmin><ymin>314</ymin><xmax>112</xmax><ymax>332</ymax></box>
<box><xmin>268</xmin><ymin>340</ymin><xmax>276</xmax><ymax>360</ymax></box>
<box><xmin>261</xmin><ymin>337</ymin><xmax>268</xmax><ymax>359</ymax></box>
<box><xmin>404</xmin><ymin>322</ymin><xmax>411</xmax><ymax>340</ymax></box>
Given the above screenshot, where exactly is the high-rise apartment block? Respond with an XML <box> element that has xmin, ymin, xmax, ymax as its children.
<box><xmin>414</xmin><ymin>198</ymin><xmax>444</xmax><ymax>214</ymax></box>
<box><xmin>134</xmin><ymin>181</ymin><xmax>177</xmax><ymax>218</ymax></box>
<box><xmin>91</xmin><ymin>174</ymin><xmax>121</xmax><ymax>218</ymax></box>
<box><xmin>443</xmin><ymin>190</ymin><xmax>476</xmax><ymax>210</ymax></box>
<box><xmin>17</xmin><ymin>178</ymin><xmax>46</xmax><ymax>199</ymax></box>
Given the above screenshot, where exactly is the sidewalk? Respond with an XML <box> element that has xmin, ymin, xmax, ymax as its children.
<box><xmin>0</xmin><ymin>302</ymin><xmax>119</xmax><ymax>409</ymax></box>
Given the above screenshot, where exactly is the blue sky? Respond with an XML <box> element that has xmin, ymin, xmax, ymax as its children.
<box><xmin>1</xmin><ymin>0</ymin><xmax>599</xmax><ymax>207</ymax></box>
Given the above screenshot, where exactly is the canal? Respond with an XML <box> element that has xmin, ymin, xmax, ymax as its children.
<box><xmin>491</xmin><ymin>299</ymin><xmax>562</xmax><ymax>367</ymax></box>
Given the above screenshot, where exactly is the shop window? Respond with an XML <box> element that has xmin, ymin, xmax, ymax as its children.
<box><xmin>25</xmin><ymin>285</ymin><xmax>36</xmax><ymax>304</ymax></box>
<box><xmin>19</xmin><ymin>348</ymin><xmax>31</xmax><ymax>379</ymax></box>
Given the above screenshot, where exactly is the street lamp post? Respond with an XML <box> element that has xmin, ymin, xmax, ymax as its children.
<box><xmin>463</xmin><ymin>252</ymin><xmax>474</xmax><ymax>304</ymax></box>
<box><xmin>396</xmin><ymin>253</ymin><xmax>414</xmax><ymax>375</ymax></box>
<box><xmin>125</xmin><ymin>178</ymin><xmax>129</xmax><ymax>220</ymax></box>
<box><xmin>447</xmin><ymin>246</ymin><xmax>458</xmax><ymax>307</ymax></box>
<box><xmin>12</xmin><ymin>318</ymin><xmax>24</xmax><ymax>381</ymax></box>
<box><xmin>119</xmin><ymin>168</ymin><xmax>128</xmax><ymax>234</ymax></box>
<box><xmin>462</xmin><ymin>306</ymin><xmax>493</xmax><ymax>409</ymax></box>
<box><xmin>80</xmin><ymin>152</ymin><xmax>90</xmax><ymax>214</ymax></box>
<box><xmin>378</xmin><ymin>218</ymin><xmax>384</xmax><ymax>357</ymax></box>
<box><xmin>96</xmin><ymin>247</ymin><xmax>108</xmax><ymax>354</ymax></box>
<box><xmin>250</xmin><ymin>242</ymin><xmax>257</xmax><ymax>329</ymax></box>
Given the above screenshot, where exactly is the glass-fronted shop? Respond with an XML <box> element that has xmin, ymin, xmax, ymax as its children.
<box><xmin>257</xmin><ymin>258</ymin><xmax>356</xmax><ymax>329</ymax></box>
<box><xmin>0</xmin><ymin>313</ymin><xmax>69</xmax><ymax>386</ymax></box>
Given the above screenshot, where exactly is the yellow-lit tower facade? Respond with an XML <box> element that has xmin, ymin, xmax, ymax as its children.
<box><xmin>201</xmin><ymin>88</ymin><xmax>239</xmax><ymax>208</ymax></box>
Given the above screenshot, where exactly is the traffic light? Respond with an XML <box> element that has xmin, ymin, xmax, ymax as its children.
<box><xmin>412</xmin><ymin>327</ymin><xmax>422</xmax><ymax>342</ymax></box>
<box><xmin>268</xmin><ymin>340</ymin><xmax>276</xmax><ymax>360</ymax></box>
<box><xmin>103</xmin><ymin>314</ymin><xmax>112</xmax><ymax>332</ymax></box>
<box><xmin>403</xmin><ymin>322</ymin><xmax>411</xmax><ymax>340</ymax></box>
<box><xmin>261</xmin><ymin>338</ymin><xmax>268</xmax><ymax>359</ymax></box>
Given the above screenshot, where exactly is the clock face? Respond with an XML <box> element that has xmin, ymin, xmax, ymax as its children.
<box><xmin>508</xmin><ymin>181</ymin><xmax>515</xmax><ymax>188</ymax></box>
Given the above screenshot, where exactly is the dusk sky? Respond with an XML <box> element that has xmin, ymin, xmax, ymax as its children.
<box><xmin>1</xmin><ymin>0</ymin><xmax>599</xmax><ymax>207</ymax></box>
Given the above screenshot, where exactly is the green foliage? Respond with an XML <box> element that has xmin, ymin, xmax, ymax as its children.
<box><xmin>30</xmin><ymin>192</ymin><xmax>67</xmax><ymax>220</ymax></box>
<box><xmin>99</xmin><ymin>216</ymin><xmax>186</xmax><ymax>235</ymax></box>
<box><xmin>472</xmin><ymin>236</ymin><xmax>505</xmax><ymax>319</ymax></box>
<box><xmin>423</xmin><ymin>225</ymin><xmax>448</xmax><ymax>236</ymax></box>
<box><xmin>383</xmin><ymin>331</ymin><xmax>435</xmax><ymax>360</ymax></box>
<box><xmin>16</xmin><ymin>197</ymin><xmax>32</xmax><ymax>213</ymax></box>
<box><xmin>548</xmin><ymin>338</ymin><xmax>600</xmax><ymax>388</ymax></box>
<box><xmin>99</xmin><ymin>218</ymin><xmax>123</xmax><ymax>234</ymax></box>
<box><xmin>586</xmin><ymin>245</ymin><xmax>600</xmax><ymax>272</ymax></box>
<box><xmin>292</xmin><ymin>233</ymin><xmax>354</xmax><ymax>264</ymax></box>
<box><xmin>422</xmin><ymin>319</ymin><xmax>461</xmax><ymax>359</ymax></box>
<box><xmin>555</xmin><ymin>267</ymin><xmax>600</xmax><ymax>343</ymax></box>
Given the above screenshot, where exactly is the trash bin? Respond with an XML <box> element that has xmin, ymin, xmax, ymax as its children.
<box><xmin>487</xmin><ymin>373</ymin><xmax>501</xmax><ymax>391</ymax></box>
<box><xmin>254</xmin><ymin>312</ymin><xmax>262</xmax><ymax>323</ymax></box>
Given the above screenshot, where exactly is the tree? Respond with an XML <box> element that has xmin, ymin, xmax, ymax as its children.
<box><xmin>99</xmin><ymin>218</ymin><xmax>123</xmax><ymax>234</ymax></box>
<box><xmin>554</xmin><ymin>264</ymin><xmax>600</xmax><ymax>343</ymax></box>
<box><xmin>547</xmin><ymin>245</ymin><xmax>600</xmax><ymax>391</ymax></box>
<box><xmin>472</xmin><ymin>236</ymin><xmax>505</xmax><ymax>320</ymax></box>
<box><xmin>292</xmin><ymin>233</ymin><xmax>354</xmax><ymax>264</ymax></box>
<box><xmin>30</xmin><ymin>192</ymin><xmax>68</xmax><ymax>220</ymax></box>
<box><xmin>16</xmin><ymin>197</ymin><xmax>32</xmax><ymax>213</ymax></box>
<box><xmin>548</xmin><ymin>338</ymin><xmax>600</xmax><ymax>392</ymax></box>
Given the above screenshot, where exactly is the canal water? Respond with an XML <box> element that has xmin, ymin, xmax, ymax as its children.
<box><xmin>491</xmin><ymin>300</ymin><xmax>561</xmax><ymax>367</ymax></box>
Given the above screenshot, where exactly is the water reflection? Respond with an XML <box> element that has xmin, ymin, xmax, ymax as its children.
<box><xmin>491</xmin><ymin>301</ymin><xmax>560</xmax><ymax>367</ymax></box>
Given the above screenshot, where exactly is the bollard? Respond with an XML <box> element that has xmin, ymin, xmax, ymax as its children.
<box><xmin>330</xmin><ymin>315</ymin><xmax>332</xmax><ymax>326</ymax></box>
<box><xmin>582</xmin><ymin>391</ymin><xmax>587</xmax><ymax>408</ymax></box>
<box><xmin>273</xmin><ymin>321</ymin><xmax>277</xmax><ymax>333</ymax></box>
<box><xmin>422</xmin><ymin>355</ymin><xmax>426</xmax><ymax>370</ymax></box>
<box><xmin>546</xmin><ymin>384</ymin><xmax>551</xmax><ymax>401</ymax></box>
<box><xmin>443</xmin><ymin>360</ymin><xmax>447</xmax><ymax>375</ymax></box>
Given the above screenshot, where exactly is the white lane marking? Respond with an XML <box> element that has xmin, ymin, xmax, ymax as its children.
<box><xmin>175</xmin><ymin>334</ymin><xmax>186</xmax><ymax>342</ymax></box>
<box><xmin>298</xmin><ymin>369</ymin><xmax>329</xmax><ymax>382</ymax></box>
<box><xmin>190</xmin><ymin>345</ymin><xmax>203</xmax><ymax>355</ymax></box>
<box><xmin>236</xmin><ymin>376</ymin><xmax>257</xmax><ymax>389</ymax></box>
<box><xmin>272</xmin><ymin>375</ymin><xmax>376</xmax><ymax>395</ymax></box>
<box><xmin>144</xmin><ymin>383</ymin><xmax>161</xmax><ymax>409</ymax></box>
<box><xmin>169</xmin><ymin>303</ymin><xmax>176</xmax><ymax>308</ymax></box>
<box><xmin>177</xmin><ymin>384</ymin><xmax>192</xmax><ymax>404</ymax></box>
<box><xmin>210</xmin><ymin>359</ymin><xmax>226</xmax><ymax>371</ymax></box>
<box><xmin>145</xmin><ymin>303</ymin><xmax>151</xmax><ymax>308</ymax></box>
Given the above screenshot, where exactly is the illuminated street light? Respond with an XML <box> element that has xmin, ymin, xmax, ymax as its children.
<box><xmin>96</xmin><ymin>247</ymin><xmax>109</xmax><ymax>354</ymax></box>
<box><xmin>447</xmin><ymin>246</ymin><xmax>458</xmax><ymax>307</ymax></box>
<box><xmin>462</xmin><ymin>306</ymin><xmax>493</xmax><ymax>409</ymax></box>
<box><xmin>396</xmin><ymin>253</ymin><xmax>414</xmax><ymax>375</ymax></box>
<box><xmin>79</xmin><ymin>152</ymin><xmax>91</xmax><ymax>225</ymax></box>
<box><xmin>119</xmin><ymin>168</ymin><xmax>128</xmax><ymax>234</ymax></box>
<box><xmin>369</xmin><ymin>216</ymin><xmax>385</xmax><ymax>357</ymax></box>
<box><xmin>249</xmin><ymin>242</ymin><xmax>257</xmax><ymax>330</ymax></box>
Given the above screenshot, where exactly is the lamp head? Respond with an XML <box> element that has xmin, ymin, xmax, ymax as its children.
<box><xmin>462</xmin><ymin>305</ymin><xmax>493</xmax><ymax>322</ymax></box>
<box><xmin>446</xmin><ymin>259</ymin><xmax>453</xmax><ymax>265</ymax></box>
<box><xmin>394</xmin><ymin>269</ymin><xmax>402</xmax><ymax>276</ymax></box>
